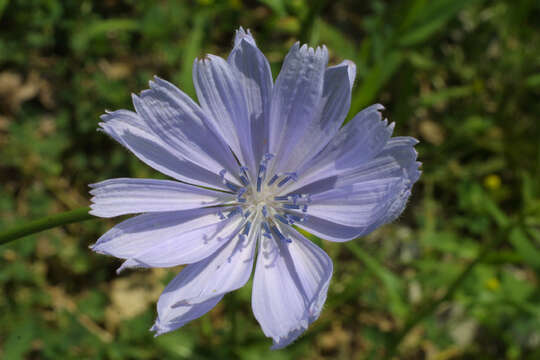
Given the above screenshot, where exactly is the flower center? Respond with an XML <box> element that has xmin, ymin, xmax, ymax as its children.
<box><xmin>219</xmin><ymin>153</ymin><xmax>312</xmax><ymax>243</ymax></box>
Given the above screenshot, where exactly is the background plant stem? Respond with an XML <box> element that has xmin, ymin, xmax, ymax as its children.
<box><xmin>0</xmin><ymin>207</ymin><xmax>94</xmax><ymax>245</ymax></box>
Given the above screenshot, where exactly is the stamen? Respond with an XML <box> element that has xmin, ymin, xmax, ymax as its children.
<box><xmin>243</xmin><ymin>210</ymin><xmax>251</xmax><ymax>219</ymax></box>
<box><xmin>239</xmin><ymin>167</ymin><xmax>250</xmax><ymax>186</ymax></box>
<box><xmin>262</xmin><ymin>205</ymin><xmax>268</xmax><ymax>218</ymax></box>
<box><xmin>302</xmin><ymin>194</ymin><xmax>312</xmax><ymax>203</ymax></box>
<box><xmin>285</xmin><ymin>214</ymin><xmax>303</xmax><ymax>224</ymax></box>
<box><xmin>262</xmin><ymin>221</ymin><xmax>272</xmax><ymax>238</ymax></box>
<box><xmin>227</xmin><ymin>207</ymin><xmax>242</xmax><ymax>218</ymax></box>
<box><xmin>242</xmin><ymin>221</ymin><xmax>252</xmax><ymax>236</ymax></box>
<box><xmin>225</xmin><ymin>182</ymin><xmax>239</xmax><ymax>192</ymax></box>
<box><xmin>267</xmin><ymin>174</ymin><xmax>279</xmax><ymax>186</ymax></box>
<box><xmin>219</xmin><ymin>169</ymin><xmax>240</xmax><ymax>192</ymax></box>
<box><xmin>217</xmin><ymin>209</ymin><xmax>226</xmax><ymax>220</ymax></box>
<box><xmin>236</xmin><ymin>187</ymin><xmax>247</xmax><ymax>203</ymax></box>
<box><xmin>285</xmin><ymin>214</ymin><xmax>309</xmax><ymax>225</ymax></box>
<box><xmin>256</xmin><ymin>165</ymin><xmax>266</xmax><ymax>192</ymax></box>
<box><xmin>257</xmin><ymin>153</ymin><xmax>274</xmax><ymax>192</ymax></box>
<box><xmin>271</xmin><ymin>225</ymin><xmax>292</xmax><ymax>243</ymax></box>
<box><xmin>274</xmin><ymin>214</ymin><xmax>290</xmax><ymax>225</ymax></box>
<box><xmin>282</xmin><ymin>204</ymin><xmax>300</xmax><ymax>210</ymax></box>
<box><xmin>277</xmin><ymin>172</ymin><xmax>297</xmax><ymax>187</ymax></box>
<box><xmin>278</xmin><ymin>193</ymin><xmax>311</xmax><ymax>205</ymax></box>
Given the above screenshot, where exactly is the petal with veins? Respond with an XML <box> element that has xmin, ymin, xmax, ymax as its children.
<box><xmin>99</xmin><ymin>110</ymin><xmax>230</xmax><ymax>190</ymax></box>
<box><xmin>90</xmin><ymin>207</ymin><xmax>244</xmax><ymax>269</ymax></box>
<box><xmin>252</xmin><ymin>225</ymin><xmax>332</xmax><ymax>349</ymax></box>
<box><xmin>269</xmin><ymin>43</ymin><xmax>328</xmax><ymax>174</ymax></box>
<box><xmin>90</xmin><ymin>178</ymin><xmax>235</xmax><ymax>218</ymax></box>
<box><xmin>132</xmin><ymin>77</ymin><xmax>241</xmax><ymax>185</ymax></box>
<box><xmin>151</xmin><ymin>223</ymin><xmax>258</xmax><ymax>335</ymax></box>
<box><xmin>228</xmin><ymin>27</ymin><xmax>273</xmax><ymax>167</ymax></box>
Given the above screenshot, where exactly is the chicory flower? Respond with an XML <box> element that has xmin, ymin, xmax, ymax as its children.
<box><xmin>90</xmin><ymin>28</ymin><xmax>420</xmax><ymax>349</ymax></box>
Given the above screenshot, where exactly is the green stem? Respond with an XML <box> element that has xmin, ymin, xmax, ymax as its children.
<box><xmin>0</xmin><ymin>206</ymin><xmax>94</xmax><ymax>245</ymax></box>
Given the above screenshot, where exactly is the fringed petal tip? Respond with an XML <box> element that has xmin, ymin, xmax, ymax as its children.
<box><xmin>148</xmin><ymin>74</ymin><xmax>163</xmax><ymax>86</ymax></box>
<box><xmin>88</xmin><ymin>182</ymin><xmax>100</xmax><ymax>189</ymax></box>
<box><xmin>115</xmin><ymin>260</ymin><xmax>133</xmax><ymax>274</ymax></box>
<box><xmin>88</xmin><ymin>242</ymin><xmax>101</xmax><ymax>252</ymax></box>
<box><xmin>287</xmin><ymin>41</ymin><xmax>328</xmax><ymax>58</ymax></box>
<box><xmin>88</xmin><ymin>205</ymin><xmax>121</xmax><ymax>219</ymax></box>
<box><xmin>193</xmin><ymin>54</ymin><xmax>218</xmax><ymax>65</ymax></box>
<box><xmin>149</xmin><ymin>319</ymin><xmax>182</xmax><ymax>338</ymax></box>
<box><xmin>88</xmin><ymin>243</ymin><xmax>113</xmax><ymax>256</ymax></box>
<box><xmin>270</xmin><ymin>327</ymin><xmax>307</xmax><ymax>350</ymax></box>
<box><xmin>371</xmin><ymin>103</ymin><xmax>385</xmax><ymax>113</ymax></box>
<box><xmin>234</xmin><ymin>27</ymin><xmax>256</xmax><ymax>47</ymax></box>
<box><xmin>296</xmin><ymin>43</ymin><xmax>328</xmax><ymax>58</ymax></box>
<box><xmin>335</xmin><ymin>60</ymin><xmax>357</xmax><ymax>89</ymax></box>
<box><xmin>149</xmin><ymin>322</ymin><xmax>166</xmax><ymax>337</ymax></box>
<box><xmin>89</xmin><ymin>242</ymin><xmax>128</xmax><ymax>260</ymax></box>
<box><xmin>387</xmin><ymin>121</ymin><xmax>396</xmax><ymax>134</ymax></box>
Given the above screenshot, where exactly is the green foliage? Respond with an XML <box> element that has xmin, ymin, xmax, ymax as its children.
<box><xmin>1</xmin><ymin>0</ymin><xmax>539</xmax><ymax>358</ymax></box>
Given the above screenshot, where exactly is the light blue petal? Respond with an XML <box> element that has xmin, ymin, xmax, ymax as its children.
<box><xmin>252</xmin><ymin>225</ymin><xmax>332</xmax><ymax>349</ymax></box>
<box><xmin>228</xmin><ymin>28</ymin><xmax>273</xmax><ymax>167</ymax></box>
<box><xmin>306</xmin><ymin>177</ymin><xmax>404</xmax><ymax>227</ymax></box>
<box><xmin>151</xmin><ymin>228</ymin><xmax>257</xmax><ymax>336</ymax></box>
<box><xmin>332</xmin><ymin>137</ymin><xmax>421</xmax><ymax>226</ymax></box>
<box><xmin>90</xmin><ymin>207</ymin><xmax>244</xmax><ymax>271</ymax></box>
<box><xmin>286</xmin><ymin>104</ymin><xmax>394</xmax><ymax>193</ymax></box>
<box><xmin>294</xmin><ymin>215</ymin><xmax>360</xmax><ymax>242</ymax></box>
<box><xmin>358</xmin><ymin>137</ymin><xmax>421</xmax><ymax>225</ymax></box>
<box><xmin>280</xmin><ymin>60</ymin><xmax>356</xmax><ymax>173</ymax></box>
<box><xmin>193</xmin><ymin>54</ymin><xmax>256</xmax><ymax>171</ymax></box>
<box><xmin>268</xmin><ymin>43</ymin><xmax>328</xmax><ymax>174</ymax></box>
<box><xmin>99</xmin><ymin>110</ymin><xmax>231</xmax><ymax>190</ymax></box>
<box><xmin>342</xmin><ymin>59</ymin><xmax>356</xmax><ymax>88</ymax></box>
<box><xmin>132</xmin><ymin>77</ymin><xmax>241</xmax><ymax>186</ymax></box>
<box><xmin>335</xmin><ymin>137</ymin><xmax>421</xmax><ymax>187</ymax></box>
<box><xmin>294</xmin><ymin>179</ymin><xmax>407</xmax><ymax>242</ymax></box>
<box><xmin>89</xmin><ymin>178</ymin><xmax>235</xmax><ymax>218</ymax></box>
<box><xmin>290</xmin><ymin>136</ymin><xmax>420</xmax><ymax>242</ymax></box>
<box><xmin>231</xmin><ymin>26</ymin><xmax>256</xmax><ymax>48</ymax></box>
<box><xmin>151</xmin><ymin>295</ymin><xmax>223</xmax><ymax>336</ymax></box>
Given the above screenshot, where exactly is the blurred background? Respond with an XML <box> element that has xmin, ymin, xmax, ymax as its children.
<box><xmin>1</xmin><ymin>0</ymin><xmax>539</xmax><ymax>359</ymax></box>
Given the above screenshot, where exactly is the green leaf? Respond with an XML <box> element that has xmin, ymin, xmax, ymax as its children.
<box><xmin>482</xmin><ymin>195</ymin><xmax>510</xmax><ymax>229</ymax></box>
<box><xmin>419</xmin><ymin>85</ymin><xmax>474</xmax><ymax>106</ymax></box>
<box><xmin>398</xmin><ymin>0</ymin><xmax>476</xmax><ymax>47</ymax></box>
<box><xmin>259</xmin><ymin>0</ymin><xmax>288</xmax><ymax>17</ymax></box>
<box><xmin>346</xmin><ymin>242</ymin><xmax>407</xmax><ymax>318</ymax></box>
<box><xmin>350</xmin><ymin>51</ymin><xmax>404</xmax><ymax>114</ymax></box>
<box><xmin>318</xmin><ymin>21</ymin><xmax>358</xmax><ymax>61</ymax></box>
<box><xmin>509</xmin><ymin>227</ymin><xmax>540</xmax><ymax>270</ymax></box>
<box><xmin>175</xmin><ymin>12</ymin><xmax>208</xmax><ymax>98</ymax></box>
<box><xmin>155</xmin><ymin>332</ymin><xmax>195</xmax><ymax>358</ymax></box>
<box><xmin>525</xmin><ymin>73</ymin><xmax>540</xmax><ymax>89</ymax></box>
<box><xmin>0</xmin><ymin>0</ymin><xmax>9</xmax><ymax>20</ymax></box>
<box><xmin>71</xmin><ymin>19</ymin><xmax>139</xmax><ymax>54</ymax></box>
<box><xmin>3</xmin><ymin>318</ymin><xmax>37</xmax><ymax>360</ymax></box>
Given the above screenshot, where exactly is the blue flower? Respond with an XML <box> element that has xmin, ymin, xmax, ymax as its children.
<box><xmin>90</xmin><ymin>28</ymin><xmax>420</xmax><ymax>349</ymax></box>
